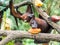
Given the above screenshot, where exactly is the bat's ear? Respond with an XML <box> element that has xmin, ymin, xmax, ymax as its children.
<box><xmin>26</xmin><ymin>4</ymin><xmax>33</xmax><ymax>14</ymax></box>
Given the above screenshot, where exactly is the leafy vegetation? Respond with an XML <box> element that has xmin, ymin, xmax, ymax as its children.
<box><xmin>0</xmin><ymin>0</ymin><xmax>60</xmax><ymax>45</ymax></box>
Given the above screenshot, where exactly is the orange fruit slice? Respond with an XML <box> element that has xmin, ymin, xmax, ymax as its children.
<box><xmin>28</xmin><ymin>28</ymin><xmax>41</xmax><ymax>34</ymax></box>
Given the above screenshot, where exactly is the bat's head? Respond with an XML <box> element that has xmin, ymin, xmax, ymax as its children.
<box><xmin>24</xmin><ymin>13</ymin><xmax>34</xmax><ymax>22</ymax></box>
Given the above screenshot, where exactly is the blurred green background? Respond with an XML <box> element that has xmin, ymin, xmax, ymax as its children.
<box><xmin>0</xmin><ymin>0</ymin><xmax>60</xmax><ymax>45</ymax></box>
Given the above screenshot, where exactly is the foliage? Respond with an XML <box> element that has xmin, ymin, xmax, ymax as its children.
<box><xmin>0</xmin><ymin>0</ymin><xmax>60</xmax><ymax>45</ymax></box>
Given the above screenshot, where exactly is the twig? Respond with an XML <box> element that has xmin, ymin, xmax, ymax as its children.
<box><xmin>14</xmin><ymin>0</ymin><xmax>32</xmax><ymax>8</ymax></box>
<box><xmin>0</xmin><ymin>0</ymin><xmax>32</xmax><ymax>7</ymax></box>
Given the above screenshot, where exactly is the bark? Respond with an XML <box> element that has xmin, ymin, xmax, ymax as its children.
<box><xmin>0</xmin><ymin>0</ymin><xmax>32</xmax><ymax>7</ymax></box>
<box><xmin>0</xmin><ymin>30</ymin><xmax>60</xmax><ymax>45</ymax></box>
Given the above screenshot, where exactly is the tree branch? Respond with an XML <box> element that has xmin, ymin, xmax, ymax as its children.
<box><xmin>0</xmin><ymin>34</ymin><xmax>14</xmax><ymax>45</ymax></box>
<box><xmin>0</xmin><ymin>30</ymin><xmax>60</xmax><ymax>45</ymax></box>
<box><xmin>14</xmin><ymin>0</ymin><xmax>32</xmax><ymax>8</ymax></box>
<box><xmin>33</xmin><ymin>5</ymin><xmax>60</xmax><ymax>33</ymax></box>
<box><xmin>0</xmin><ymin>0</ymin><xmax>32</xmax><ymax>7</ymax></box>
